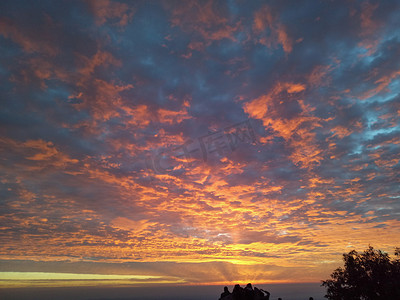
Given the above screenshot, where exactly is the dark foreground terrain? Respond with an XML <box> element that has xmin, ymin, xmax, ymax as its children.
<box><xmin>0</xmin><ymin>283</ymin><xmax>325</xmax><ymax>300</ymax></box>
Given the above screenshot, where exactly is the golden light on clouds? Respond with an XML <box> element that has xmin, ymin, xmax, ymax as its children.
<box><xmin>0</xmin><ymin>0</ymin><xmax>399</xmax><ymax>293</ymax></box>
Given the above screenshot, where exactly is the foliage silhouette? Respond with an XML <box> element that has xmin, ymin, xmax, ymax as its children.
<box><xmin>322</xmin><ymin>246</ymin><xmax>400</xmax><ymax>299</ymax></box>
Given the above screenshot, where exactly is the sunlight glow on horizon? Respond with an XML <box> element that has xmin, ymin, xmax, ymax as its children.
<box><xmin>0</xmin><ymin>272</ymin><xmax>186</xmax><ymax>288</ymax></box>
<box><xmin>0</xmin><ymin>272</ymin><xmax>161</xmax><ymax>280</ymax></box>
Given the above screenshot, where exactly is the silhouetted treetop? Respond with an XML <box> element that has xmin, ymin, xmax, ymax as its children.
<box><xmin>322</xmin><ymin>246</ymin><xmax>400</xmax><ymax>300</ymax></box>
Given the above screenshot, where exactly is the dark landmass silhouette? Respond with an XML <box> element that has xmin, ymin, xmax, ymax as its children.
<box><xmin>218</xmin><ymin>283</ymin><xmax>271</xmax><ymax>300</ymax></box>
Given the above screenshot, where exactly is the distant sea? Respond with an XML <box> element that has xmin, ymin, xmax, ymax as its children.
<box><xmin>0</xmin><ymin>283</ymin><xmax>326</xmax><ymax>300</ymax></box>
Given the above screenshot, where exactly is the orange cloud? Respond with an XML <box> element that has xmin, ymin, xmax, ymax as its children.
<box><xmin>362</xmin><ymin>69</ymin><xmax>400</xmax><ymax>99</ymax></box>
<box><xmin>86</xmin><ymin>0</ymin><xmax>135</xmax><ymax>27</ymax></box>
<box><xmin>74</xmin><ymin>79</ymin><xmax>133</xmax><ymax>122</ymax></box>
<box><xmin>360</xmin><ymin>2</ymin><xmax>380</xmax><ymax>37</ymax></box>
<box><xmin>71</xmin><ymin>51</ymin><xmax>133</xmax><ymax>122</ymax></box>
<box><xmin>330</xmin><ymin>125</ymin><xmax>352</xmax><ymax>139</ymax></box>
<box><xmin>253</xmin><ymin>5</ymin><xmax>293</xmax><ymax>53</ymax></box>
<box><xmin>0</xmin><ymin>138</ymin><xmax>78</xmax><ymax>171</ymax></box>
<box><xmin>308</xmin><ymin>65</ymin><xmax>333</xmax><ymax>87</ymax></box>
<box><xmin>287</xmin><ymin>83</ymin><xmax>306</xmax><ymax>93</ymax></box>
<box><xmin>111</xmin><ymin>217</ymin><xmax>156</xmax><ymax>232</ymax></box>
<box><xmin>77</xmin><ymin>50</ymin><xmax>121</xmax><ymax>78</ymax></box>
<box><xmin>0</xmin><ymin>17</ymin><xmax>58</xmax><ymax>55</ymax></box>
<box><xmin>357</xmin><ymin>2</ymin><xmax>381</xmax><ymax>54</ymax></box>
<box><xmin>8</xmin><ymin>55</ymin><xmax>74</xmax><ymax>90</ymax></box>
<box><xmin>243</xmin><ymin>81</ymin><xmax>325</xmax><ymax>168</ymax></box>
<box><xmin>167</xmin><ymin>0</ymin><xmax>240</xmax><ymax>45</ymax></box>
<box><xmin>157</xmin><ymin>104</ymin><xmax>191</xmax><ymax>125</ymax></box>
<box><xmin>122</xmin><ymin>104</ymin><xmax>152</xmax><ymax>128</ymax></box>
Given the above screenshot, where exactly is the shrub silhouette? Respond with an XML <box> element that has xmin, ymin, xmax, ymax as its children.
<box><xmin>322</xmin><ymin>246</ymin><xmax>400</xmax><ymax>299</ymax></box>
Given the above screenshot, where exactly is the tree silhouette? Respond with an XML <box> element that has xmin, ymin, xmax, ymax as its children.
<box><xmin>322</xmin><ymin>246</ymin><xmax>400</xmax><ymax>300</ymax></box>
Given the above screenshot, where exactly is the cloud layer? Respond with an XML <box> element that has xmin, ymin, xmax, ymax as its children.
<box><xmin>0</xmin><ymin>0</ymin><xmax>399</xmax><ymax>285</ymax></box>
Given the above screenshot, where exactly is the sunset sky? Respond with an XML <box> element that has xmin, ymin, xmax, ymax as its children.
<box><xmin>0</xmin><ymin>0</ymin><xmax>400</xmax><ymax>291</ymax></box>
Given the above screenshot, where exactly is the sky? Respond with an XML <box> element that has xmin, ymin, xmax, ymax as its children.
<box><xmin>0</xmin><ymin>0</ymin><xmax>400</xmax><ymax>293</ymax></box>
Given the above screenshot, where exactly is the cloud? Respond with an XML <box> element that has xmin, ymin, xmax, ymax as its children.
<box><xmin>0</xmin><ymin>17</ymin><xmax>58</xmax><ymax>55</ymax></box>
<box><xmin>243</xmin><ymin>81</ymin><xmax>323</xmax><ymax>169</ymax></box>
<box><xmin>166</xmin><ymin>0</ymin><xmax>240</xmax><ymax>46</ymax></box>
<box><xmin>157</xmin><ymin>100</ymin><xmax>191</xmax><ymax>125</ymax></box>
<box><xmin>253</xmin><ymin>5</ymin><xmax>294</xmax><ymax>53</ymax></box>
<box><xmin>0</xmin><ymin>137</ymin><xmax>78</xmax><ymax>171</ymax></box>
<box><xmin>86</xmin><ymin>0</ymin><xmax>135</xmax><ymax>27</ymax></box>
<box><xmin>0</xmin><ymin>0</ymin><xmax>399</xmax><ymax>287</ymax></box>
